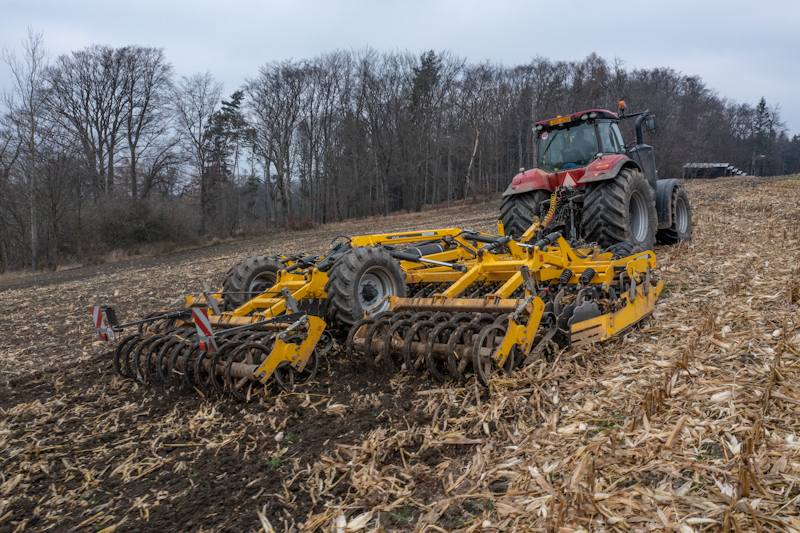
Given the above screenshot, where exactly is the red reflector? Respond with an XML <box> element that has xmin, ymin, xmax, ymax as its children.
<box><xmin>199</xmin><ymin>342</ymin><xmax>207</xmax><ymax>351</ymax></box>
<box><xmin>100</xmin><ymin>333</ymin><xmax>107</xmax><ymax>341</ymax></box>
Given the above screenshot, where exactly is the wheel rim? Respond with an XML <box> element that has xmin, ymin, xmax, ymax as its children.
<box><xmin>358</xmin><ymin>266</ymin><xmax>398</xmax><ymax>314</ymax></box>
<box><xmin>628</xmin><ymin>190</ymin><xmax>649</xmax><ymax>244</ymax></box>
<box><xmin>249</xmin><ymin>272</ymin><xmax>277</xmax><ymax>295</ymax></box>
<box><xmin>675</xmin><ymin>195</ymin><xmax>689</xmax><ymax>234</ymax></box>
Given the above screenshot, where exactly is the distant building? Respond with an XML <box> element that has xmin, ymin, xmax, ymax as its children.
<box><xmin>682</xmin><ymin>163</ymin><xmax>747</xmax><ymax>179</ymax></box>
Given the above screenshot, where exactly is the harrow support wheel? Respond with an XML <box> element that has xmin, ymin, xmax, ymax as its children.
<box><xmin>473</xmin><ymin>324</ymin><xmax>516</xmax><ymax>387</ymax></box>
<box><xmin>222</xmin><ymin>255</ymin><xmax>284</xmax><ymax>311</ymax></box>
<box><xmin>325</xmin><ymin>246</ymin><xmax>406</xmax><ymax>326</ymax></box>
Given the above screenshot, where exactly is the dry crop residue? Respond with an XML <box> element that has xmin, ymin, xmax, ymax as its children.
<box><xmin>1</xmin><ymin>178</ymin><xmax>799</xmax><ymax>532</ymax></box>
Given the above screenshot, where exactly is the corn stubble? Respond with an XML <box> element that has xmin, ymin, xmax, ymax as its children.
<box><xmin>1</xmin><ymin>177</ymin><xmax>800</xmax><ymax>532</ymax></box>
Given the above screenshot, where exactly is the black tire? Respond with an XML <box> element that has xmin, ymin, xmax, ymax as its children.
<box><xmin>222</xmin><ymin>255</ymin><xmax>284</xmax><ymax>311</ymax></box>
<box><xmin>499</xmin><ymin>190</ymin><xmax>550</xmax><ymax>239</ymax></box>
<box><xmin>656</xmin><ymin>185</ymin><xmax>692</xmax><ymax>244</ymax></box>
<box><xmin>605</xmin><ymin>241</ymin><xmax>645</xmax><ymax>259</ymax></box>
<box><xmin>324</xmin><ymin>246</ymin><xmax>406</xmax><ymax>327</ymax></box>
<box><xmin>582</xmin><ymin>168</ymin><xmax>657</xmax><ymax>251</ymax></box>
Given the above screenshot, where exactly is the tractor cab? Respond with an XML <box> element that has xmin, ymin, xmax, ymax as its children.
<box><xmin>536</xmin><ymin>110</ymin><xmax>625</xmax><ymax>173</ymax></box>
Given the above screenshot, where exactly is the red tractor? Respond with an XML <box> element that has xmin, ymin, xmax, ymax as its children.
<box><xmin>499</xmin><ymin>102</ymin><xmax>692</xmax><ymax>251</ymax></box>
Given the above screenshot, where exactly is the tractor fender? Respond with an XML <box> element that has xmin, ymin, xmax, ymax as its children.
<box><xmin>501</xmin><ymin>168</ymin><xmax>552</xmax><ymax>197</ymax></box>
<box><xmin>578</xmin><ymin>158</ymin><xmax>642</xmax><ymax>186</ymax></box>
<box><xmin>655</xmin><ymin>179</ymin><xmax>679</xmax><ymax>230</ymax></box>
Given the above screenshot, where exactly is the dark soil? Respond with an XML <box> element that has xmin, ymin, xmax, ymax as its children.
<box><xmin>0</xmin><ymin>202</ymin><xmax>498</xmax><ymax>532</ymax></box>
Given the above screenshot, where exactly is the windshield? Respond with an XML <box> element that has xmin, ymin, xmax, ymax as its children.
<box><xmin>538</xmin><ymin>122</ymin><xmax>598</xmax><ymax>172</ymax></box>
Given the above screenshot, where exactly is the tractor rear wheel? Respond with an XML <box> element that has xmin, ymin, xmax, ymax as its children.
<box><xmin>222</xmin><ymin>255</ymin><xmax>284</xmax><ymax>311</ymax></box>
<box><xmin>582</xmin><ymin>168</ymin><xmax>657</xmax><ymax>251</ymax></box>
<box><xmin>499</xmin><ymin>190</ymin><xmax>550</xmax><ymax>239</ymax></box>
<box><xmin>325</xmin><ymin>246</ymin><xmax>406</xmax><ymax>327</ymax></box>
<box><xmin>656</xmin><ymin>185</ymin><xmax>692</xmax><ymax>244</ymax></box>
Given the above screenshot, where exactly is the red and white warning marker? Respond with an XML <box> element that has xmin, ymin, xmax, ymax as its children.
<box><xmin>192</xmin><ymin>308</ymin><xmax>219</xmax><ymax>353</ymax></box>
<box><xmin>90</xmin><ymin>306</ymin><xmax>116</xmax><ymax>342</ymax></box>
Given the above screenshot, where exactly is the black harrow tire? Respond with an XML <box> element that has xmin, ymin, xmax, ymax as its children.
<box><xmin>324</xmin><ymin>246</ymin><xmax>406</xmax><ymax>327</ymax></box>
<box><xmin>656</xmin><ymin>185</ymin><xmax>693</xmax><ymax>245</ymax></box>
<box><xmin>499</xmin><ymin>190</ymin><xmax>551</xmax><ymax>239</ymax></box>
<box><xmin>582</xmin><ymin>168</ymin><xmax>658</xmax><ymax>251</ymax></box>
<box><xmin>222</xmin><ymin>255</ymin><xmax>284</xmax><ymax>311</ymax></box>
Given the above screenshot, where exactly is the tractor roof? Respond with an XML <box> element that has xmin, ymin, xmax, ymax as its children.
<box><xmin>535</xmin><ymin>109</ymin><xmax>619</xmax><ymax>130</ymax></box>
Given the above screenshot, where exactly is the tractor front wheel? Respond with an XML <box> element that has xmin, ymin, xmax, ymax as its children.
<box><xmin>499</xmin><ymin>190</ymin><xmax>550</xmax><ymax>240</ymax></box>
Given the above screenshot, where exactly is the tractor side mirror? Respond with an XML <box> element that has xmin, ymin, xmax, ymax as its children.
<box><xmin>645</xmin><ymin>115</ymin><xmax>657</xmax><ymax>134</ymax></box>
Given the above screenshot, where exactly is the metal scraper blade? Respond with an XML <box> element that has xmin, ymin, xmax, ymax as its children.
<box><xmin>556</xmin><ymin>302</ymin><xmax>576</xmax><ymax>330</ymax></box>
<box><xmin>568</xmin><ymin>301</ymin><xmax>601</xmax><ymax>328</ymax></box>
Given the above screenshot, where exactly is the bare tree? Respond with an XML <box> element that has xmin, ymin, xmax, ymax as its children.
<box><xmin>245</xmin><ymin>60</ymin><xmax>309</xmax><ymax>229</ymax></box>
<box><xmin>172</xmin><ymin>72</ymin><xmax>222</xmax><ymax>234</ymax></box>
<box><xmin>2</xmin><ymin>28</ymin><xmax>52</xmax><ymax>272</ymax></box>
<box><xmin>122</xmin><ymin>47</ymin><xmax>174</xmax><ymax>198</ymax></box>
<box><xmin>48</xmin><ymin>45</ymin><xmax>129</xmax><ymax>195</ymax></box>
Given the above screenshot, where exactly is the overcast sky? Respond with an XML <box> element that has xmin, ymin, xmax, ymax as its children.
<box><xmin>2</xmin><ymin>0</ymin><xmax>799</xmax><ymax>134</ymax></box>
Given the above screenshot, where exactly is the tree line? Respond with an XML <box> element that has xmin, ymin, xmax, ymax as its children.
<box><xmin>1</xmin><ymin>29</ymin><xmax>798</xmax><ymax>272</ymax></box>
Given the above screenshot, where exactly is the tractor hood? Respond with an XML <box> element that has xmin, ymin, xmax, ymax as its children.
<box><xmin>502</xmin><ymin>154</ymin><xmax>633</xmax><ymax>197</ymax></box>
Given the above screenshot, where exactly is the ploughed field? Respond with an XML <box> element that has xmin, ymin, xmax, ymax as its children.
<box><xmin>1</xmin><ymin>177</ymin><xmax>799</xmax><ymax>533</ymax></box>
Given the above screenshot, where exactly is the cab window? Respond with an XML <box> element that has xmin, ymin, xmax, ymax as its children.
<box><xmin>597</xmin><ymin>121</ymin><xmax>624</xmax><ymax>154</ymax></box>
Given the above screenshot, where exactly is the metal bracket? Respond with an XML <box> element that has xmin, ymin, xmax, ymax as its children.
<box><xmin>199</xmin><ymin>278</ymin><xmax>221</xmax><ymax>315</ymax></box>
<box><xmin>278</xmin><ymin>315</ymin><xmax>308</xmax><ymax>341</ymax></box>
<box><xmin>367</xmin><ymin>295</ymin><xmax>390</xmax><ymax>316</ymax></box>
<box><xmin>520</xmin><ymin>266</ymin><xmax>538</xmax><ymax>293</ymax></box>
<box><xmin>280</xmin><ymin>288</ymin><xmax>300</xmax><ymax>313</ymax></box>
<box><xmin>644</xmin><ymin>267</ymin><xmax>651</xmax><ymax>295</ymax></box>
<box><xmin>512</xmin><ymin>295</ymin><xmax>535</xmax><ymax>323</ymax></box>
